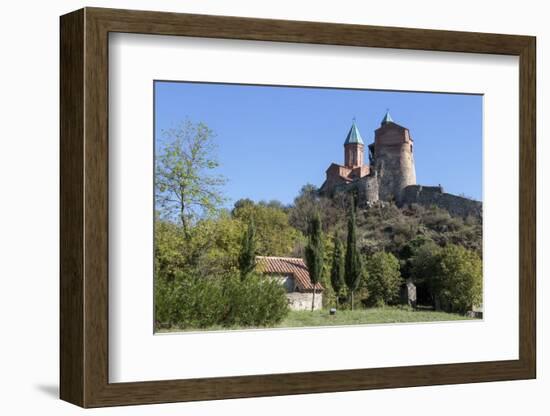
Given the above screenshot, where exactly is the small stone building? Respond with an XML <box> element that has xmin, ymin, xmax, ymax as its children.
<box><xmin>256</xmin><ymin>256</ymin><xmax>324</xmax><ymax>311</ymax></box>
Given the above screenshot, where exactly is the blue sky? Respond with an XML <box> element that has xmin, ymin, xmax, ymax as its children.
<box><xmin>155</xmin><ymin>81</ymin><xmax>482</xmax><ymax>207</ymax></box>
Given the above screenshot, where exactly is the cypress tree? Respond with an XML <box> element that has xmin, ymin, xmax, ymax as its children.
<box><xmin>330</xmin><ymin>237</ymin><xmax>345</xmax><ymax>306</ymax></box>
<box><xmin>344</xmin><ymin>203</ymin><xmax>363</xmax><ymax>310</ymax></box>
<box><xmin>305</xmin><ymin>212</ymin><xmax>324</xmax><ymax>311</ymax></box>
<box><xmin>238</xmin><ymin>220</ymin><xmax>256</xmax><ymax>280</ymax></box>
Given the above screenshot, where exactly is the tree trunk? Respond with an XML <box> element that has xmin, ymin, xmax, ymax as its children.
<box><xmin>180</xmin><ymin>201</ymin><xmax>190</xmax><ymax>239</ymax></box>
<box><xmin>311</xmin><ymin>287</ymin><xmax>316</xmax><ymax>311</ymax></box>
<box><xmin>351</xmin><ymin>291</ymin><xmax>354</xmax><ymax>311</ymax></box>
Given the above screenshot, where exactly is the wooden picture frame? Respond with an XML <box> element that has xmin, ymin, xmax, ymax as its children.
<box><xmin>60</xmin><ymin>7</ymin><xmax>536</xmax><ymax>408</ymax></box>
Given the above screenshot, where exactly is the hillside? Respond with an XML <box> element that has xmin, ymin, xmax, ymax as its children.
<box><xmin>289</xmin><ymin>186</ymin><xmax>482</xmax><ymax>258</ymax></box>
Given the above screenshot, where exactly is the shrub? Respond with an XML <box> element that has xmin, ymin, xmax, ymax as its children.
<box><xmin>154</xmin><ymin>272</ymin><xmax>289</xmax><ymax>330</ymax></box>
<box><xmin>365</xmin><ymin>252</ymin><xmax>402</xmax><ymax>306</ymax></box>
<box><xmin>154</xmin><ymin>273</ymin><xmax>179</xmax><ymax>328</ymax></box>
<box><xmin>432</xmin><ymin>245</ymin><xmax>482</xmax><ymax>314</ymax></box>
<box><xmin>410</xmin><ymin>243</ymin><xmax>482</xmax><ymax>313</ymax></box>
<box><xmin>223</xmin><ymin>274</ymin><xmax>289</xmax><ymax>327</ymax></box>
<box><xmin>155</xmin><ymin>273</ymin><xmax>227</xmax><ymax>329</ymax></box>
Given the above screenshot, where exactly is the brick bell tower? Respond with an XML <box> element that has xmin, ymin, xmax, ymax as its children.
<box><xmin>344</xmin><ymin>119</ymin><xmax>364</xmax><ymax>168</ymax></box>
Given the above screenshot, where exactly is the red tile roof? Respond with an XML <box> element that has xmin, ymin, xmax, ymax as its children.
<box><xmin>256</xmin><ymin>256</ymin><xmax>324</xmax><ymax>292</ymax></box>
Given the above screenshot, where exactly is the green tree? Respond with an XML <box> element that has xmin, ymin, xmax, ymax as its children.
<box><xmin>154</xmin><ymin>218</ymin><xmax>188</xmax><ymax>282</ymax></box>
<box><xmin>238</xmin><ymin>220</ymin><xmax>256</xmax><ymax>280</ymax></box>
<box><xmin>288</xmin><ymin>184</ymin><xmax>320</xmax><ymax>235</ymax></box>
<box><xmin>155</xmin><ymin>119</ymin><xmax>226</xmax><ymax>237</ymax></box>
<box><xmin>304</xmin><ymin>212</ymin><xmax>324</xmax><ymax>311</ymax></box>
<box><xmin>410</xmin><ymin>239</ymin><xmax>442</xmax><ymax>304</ymax></box>
<box><xmin>366</xmin><ymin>252</ymin><xmax>402</xmax><ymax>306</ymax></box>
<box><xmin>432</xmin><ymin>245</ymin><xmax>482</xmax><ymax>313</ymax></box>
<box><xmin>232</xmin><ymin>199</ymin><xmax>304</xmax><ymax>256</ymax></box>
<box><xmin>288</xmin><ymin>184</ymin><xmax>349</xmax><ymax>236</ymax></box>
<box><xmin>344</xmin><ymin>203</ymin><xmax>363</xmax><ymax>309</ymax></box>
<box><xmin>330</xmin><ymin>236</ymin><xmax>345</xmax><ymax>305</ymax></box>
<box><xmin>162</xmin><ymin>212</ymin><xmax>244</xmax><ymax>278</ymax></box>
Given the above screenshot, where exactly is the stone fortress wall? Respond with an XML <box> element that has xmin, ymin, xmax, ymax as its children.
<box><xmin>401</xmin><ymin>185</ymin><xmax>482</xmax><ymax>219</ymax></box>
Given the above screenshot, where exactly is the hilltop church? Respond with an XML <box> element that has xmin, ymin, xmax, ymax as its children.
<box><xmin>319</xmin><ymin>111</ymin><xmax>482</xmax><ymax>218</ymax></box>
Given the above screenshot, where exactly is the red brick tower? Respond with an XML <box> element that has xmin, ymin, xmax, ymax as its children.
<box><xmin>344</xmin><ymin>120</ymin><xmax>364</xmax><ymax>168</ymax></box>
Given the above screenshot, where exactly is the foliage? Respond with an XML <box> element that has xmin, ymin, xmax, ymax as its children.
<box><xmin>232</xmin><ymin>199</ymin><xmax>304</xmax><ymax>256</ymax></box>
<box><xmin>155</xmin><ymin>213</ymin><xmax>245</xmax><ymax>281</ymax></box>
<box><xmin>288</xmin><ymin>184</ymin><xmax>349</xmax><ymax>236</ymax></box>
<box><xmin>409</xmin><ymin>238</ymin><xmax>442</xmax><ymax>304</ymax></box>
<box><xmin>330</xmin><ymin>237</ymin><xmax>345</xmax><ymax>301</ymax></box>
<box><xmin>430</xmin><ymin>245</ymin><xmax>483</xmax><ymax>314</ymax></box>
<box><xmin>304</xmin><ymin>212</ymin><xmax>324</xmax><ymax>311</ymax></box>
<box><xmin>191</xmin><ymin>214</ymin><xmax>244</xmax><ymax>276</ymax></box>
<box><xmin>155</xmin><ymin>120</ymin><xmax>226</xmax><ymax>236</ymax></box>
<box><xmin>155</xmin><ymin>272</ymin><xmax>227</xmax><ymax>329</ymax></box>
<box><xmin>365</xmin><ymin>252</ymin><xmax>402</xmax><ymax>307</ymax></box>
<box><xmin>344</xmin><ymin>203</ymin><xmax>364</xmax><ymax>309</ymax></box>
<box><xmin>155</xmin><ymin>272</ymin><xmax>289</xmax><ymax>330</ymax></box>
<box><xmin>238</xmin><ymin>220</ymin><xmax>256</xmax><ymax>280</ymax></box>
<box><xmin>154</xmin><ymin>219</ymin><xmax>189</xmax><ymax>281</ymax></box>
<box><xmin>222</xmin><ymin>273</ymin><xmax>290</xmax><ymax>327</ymax></box>
<box><xmin>357</xmin><ymin>203</ymin><xmax>482</xmax><ymax>257</ymax></box>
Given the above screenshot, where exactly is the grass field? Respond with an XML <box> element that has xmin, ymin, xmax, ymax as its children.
<box><xmin>157</xmin><ymin>306</ymin><xmax>476</xmax><ymax>333</ymax></box>
<box><xmin>277</xmin><ymin>307</ymin><xmax>474</xmax><ymax>328</ymax></box>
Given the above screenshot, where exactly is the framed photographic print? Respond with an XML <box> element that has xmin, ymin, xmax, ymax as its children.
<box><xmin>60</xmin><ymin>7</ymin><xmax>536</xmax><ymax>408</ymax></box>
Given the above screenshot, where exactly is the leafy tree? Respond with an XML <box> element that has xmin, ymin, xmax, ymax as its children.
<box><xmin>288</xmin><ymin>184</ymin><xmax>320</xmax><ymax>234</ymax></box>
<box><xmin>191</xmin><ymin>214</ymin><xmax>244</xmax><ymax>277</ymax></box>
<box><xmin>330</xmin><ymin>236</ymin><xmax>345</xmax><ymax>304</ymax></box>
<box><xmin>365</xmin><ymin>252</ymin><xmax>402</xmax><ymax>306</ymax></box>
<box><xmin>155</xmin><ymin>119</ymin><xmax>226</xmax><ymax>237</ymax></box>
<box><xmin>432</xmin><ymin>245</ymin><xmax>482</xmax><ymax>313</ymax></box>
<box><xmin>238</xmin><ymin>220</ymin><xmax>256</xmax><ymax>280</ymax></box>
<box><xmin>154</xmin><ymin>218</ymin><xmax>188</xmax><ymax>281</ymax></box>
<box><xmin>305</xmin><ymin>212</ymin><xmax>324</xmax><ymax>311</ymax></box>
<box><xmin>259</xmin><ymin>199</ymin><xmax>288</xmax><ymax>211</ymax></box>
<box><xmin>232</xmin><ymin>199</ymin><xmax>304</xmax><ymax>256</ymax></box>
<box><xmin>289</xmin><ymin>184</ymin><xmax>349</xmax><ymax>235</ymax></box>
<box><xmin>344</xmin><ymin>203</ymin><xmax>363</xmax><ymax>309</ymax></box>
<box><xmin>410</xmin><ymin>239</ymin><xmax>442</xmax><ymax>304</ymax></box>
<box><xmin>155</xmin><ymin>211</ymin><xmax>245</xmax><ymax>282</ymax></box>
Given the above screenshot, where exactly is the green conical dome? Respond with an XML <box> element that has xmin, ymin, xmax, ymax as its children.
<box><xmin>344</xmin><ymin>121</ymin><xmax>364</xmax><ymax>145</ymax></box>
<box><xmin>381</xmin><ymin>110</ymin><xmax>394</xmax><ymax>125</ymax></box>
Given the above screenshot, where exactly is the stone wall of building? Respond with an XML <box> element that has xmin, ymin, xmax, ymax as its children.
<box><xmin>356</xmin><ymin>175</ymin><xmax>379</xmax><ymax>204</ymax></box>
<box><xmin>331</xmin><ymin>174</ymin><xmax>379</xmax><ymax>203</ymax></box>
<box><xmin>286</xmin><ymin>292</ymin><xmax>323</xmax><ymax>311</ymax></box>
<box><xmin>401</xmin><ymin>185</ymin><xmax>482</xmax><ymax>218</ymax></box>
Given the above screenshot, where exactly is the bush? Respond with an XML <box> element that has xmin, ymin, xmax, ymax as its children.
<box><xmin>410</xmin><ymin>243</ymin><xmax>482</xmax><ymax>313</ymax></box>
<box><xmin>365</xmin><ymin>252</ymin><xmax>402</xmax><ymax>306</ymax></box>
<box><xmin>155</xmin><ymin>273</ymin><xmax>227</xmax><ymax>329</ymax></box>
<box><xmin>432</xmin><ymin>245</ymin><xmax>482</xmax><ymax>314</ymax></box>
<box><xmin>223</xmin><ymin>274</ymin><xmax>289</xmax><ymax>327</ymax></box>
<box><xmin>154</xmin><ymin>272</ymin><xmax>289</xmax><ymax>330</ymax></box>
